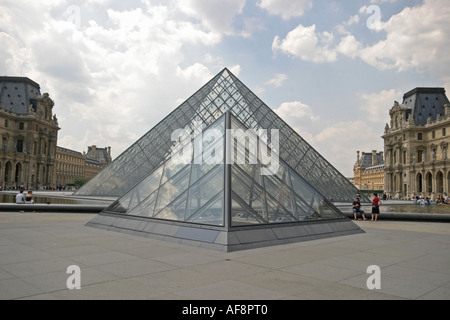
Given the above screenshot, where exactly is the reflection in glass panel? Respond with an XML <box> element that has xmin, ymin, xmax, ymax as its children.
<box><xmin>122</xmin><ymin>165</ymin><xmax>164</xmax><ymax>213</ymax></box>
<box><xmin>231</xmin><ymin>167</ymin><xmax>265</xmax><ymax>216</ymax></box>
<box><xmin>154</xmin><ymin>191</ymin><xmax>188</xmax><ymax>222</ymax></box>
<box><xmin>186</xmin><ymin>165</ymin><xmax>224</xmax><ymax>220</ymax></box>
<box><xmin>290</xmin><ymin>167</ymin><xmax>317</xmax><ymax>208</ymax></box>
<box><xmin>316</xmin><ymin>200</ymin><xmax>345</xmax><ymax>219</ymax></box>
<box><xmin>138</xmin><ymin>165</ymin><xmax>164</xmax><ymax>198</ymax></box>
<box><xmin>294</xmin><ymin>195</ymin><xmax>321</xmax><ymax>221</ymax></box>
<box><xmin>231</xmin><ymin>193</ymin><xmax>264</xmax><ymax>226</ymax></box>
<box><xmin>263</xmin><ymin>174</ymin><xmax>295</xmax><ymax>216</ymax></box>
<box><xmin>264</xmin><ymin>193</ymin><xmax>296</xmax><ymax>223</ymax></box>
<box><xmin>160</xmin><ymin>156</ymin><xmax>191</xmax><ymax>186</ymax></box>
<box><xmin>154</xmin><ymin>164</ymin><xmax>191</xmax><ymax>216</ymax></box>
<box><xmin>127</xmin><ymin>191</ymin><xmax>158</xmax><ymax>218</ymax></box>
<box><xmin>108</xmin><ymin>193</ymin><xmax>132</xmax><ymax>214</ymax></box>
<box><xmin>187</xmin><ymin>193</ymin><xmax>224</xmax><ymax>226</ymax></box>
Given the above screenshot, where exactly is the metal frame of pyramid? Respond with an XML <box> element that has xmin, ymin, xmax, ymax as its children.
<box><xmin>76</xmin><ymin>68</ymin><xmax>365</xmax><ymax>202</ymax></box>
<box><xmin>85</xmin><ymin>68</ymin><xmax>364</xmax><ymax>251</ymax></box>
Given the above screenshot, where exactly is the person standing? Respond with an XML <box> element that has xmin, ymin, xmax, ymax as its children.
<box><xmin>371</xmin><ymin>193</ymin><xmax>382</xmax><ymax>221</ymax></box>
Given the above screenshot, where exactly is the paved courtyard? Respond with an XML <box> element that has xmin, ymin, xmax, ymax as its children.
<box><xmin>0</xmin><ymin>211</ymin><xmax>449</xmax><ymax>300</ymax></box>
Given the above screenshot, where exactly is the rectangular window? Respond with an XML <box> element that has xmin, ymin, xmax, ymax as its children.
<box><xmin>418</xmin><ymin>133</ymin><xmax>423</xmax><ymax>141</ymax></box>
<box><xmin>417</xmin><ymin>150</ymin><xmax>424</xmax><ymax>163</ymax></box>
<box><xmin>432</xmin><ymin>131</ymin><xmax>435</xmax><ymax>139</ymax></box>
<box><xmin>443</xmin><ymin>128</ymin><xmax>447</xmax><ymax>137</ymax></box>
<box><xmin>19</xmin><ymin>122</ymin><xmax>24</xmax><ymax>130</ymax></box>
<box><xmin>17</xmin><ymin>139</ymin><xmax>23</xmax><ymax>153</ymax></box>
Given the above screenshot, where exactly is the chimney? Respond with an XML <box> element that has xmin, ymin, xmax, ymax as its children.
<box><xmin>445</xmin><ymin>104</ymin><xmax>450</xmax><ymax>116</ymax></box>
<box><xmin>372</xmin><ymin>150</ymin><xmax>377</xmax><ymax>166</ymax></box>
<box><xmin>357</xmin><ymin>151</ymin><xmax>360</xmax><ymax>163</ymax></box>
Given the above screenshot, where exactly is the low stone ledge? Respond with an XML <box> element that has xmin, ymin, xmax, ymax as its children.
<box><xmin>0</xmin><ymin>203</ymin><xmax>107</xmax><ymax>213</ymax></box>
<box><xmin>344</xmin><ymin>211</ymin><xmax>450</xmax><ymax>222</ymax></box>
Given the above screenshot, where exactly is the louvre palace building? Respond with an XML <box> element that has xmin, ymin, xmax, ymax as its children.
<box><xmin>0</xmin><ymin>76</ymin><xmax>111</xmax><ymax>190</ymax></box>
<box><xmin>383</xmin><ymin>87</ymin><xmax>450</xmax><ymax>200</ymax></box>
<box><xmin>353</xmin><ymin>150</ymin><xmax>385</xmax><ymax>192</ymax></box>
<box><xmin>0</xmin><ymin>76</ymin><xmax>60</xmax><ymax>190</ymax></box>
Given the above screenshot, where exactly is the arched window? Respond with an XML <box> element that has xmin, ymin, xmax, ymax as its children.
<box><xmin>426</xmin><ymin>172</ymin><xmax>433</xmax><ymax>193</ymax></box>
<box><xmin>417</xmin><ymin>173</ymin><xmax>423</xmax><ymax>193</ymax></box>
<box><xmin>436</xmin><ymin>171</ymin><xmax>444</xmax><ymax>194</ymax></box>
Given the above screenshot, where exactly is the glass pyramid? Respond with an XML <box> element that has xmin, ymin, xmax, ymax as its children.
<box><xmin>100</xmin><ymin>110</ymin><xmax>348</xmax><ymax>228</ymax></box>
<box><xmin>76</xmin><ymin>68</ymin><xmax>361</xmax><ymax>203</ymax></box>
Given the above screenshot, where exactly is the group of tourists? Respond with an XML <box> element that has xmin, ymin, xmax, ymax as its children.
<box><xmin>352</xmin><ymin>193</ymin><xmax>382</xmax><ymax>222</ymax></box>
<box><xmin>413</xmin><ymin>194</ymin><xmax>450</xmax><ymax>206</ymax></box>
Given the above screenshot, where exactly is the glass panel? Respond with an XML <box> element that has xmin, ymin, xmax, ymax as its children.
<box><xmin>154</xmin><ymin>164</ymin><xmax>191</xmax><ymax>216</ymax></box>
<box><xmin>107</xmin><ymin>193</ymin><xmax>132</xmax><ymax>214</ymax></box>
<box><xmin>125</xmin><ymin>165</ymin><xmax>164</xmax><ymax>212</ymax></box>
<box><xmin>127</xmin><ymin>191</ymin><xmax>158</xmax><ymax>218</ymax></box>
<box><xmin>290</xmin><ymin>167</ymin><xmax>317</xmax><ymax>206</ymax></box>
<box><xmin>263</xmin><ymin>174</ymin><xmax>295</xmax><ymax>215</ymax></box>
<box><xmin>294</xmin><ymin>195</ymin><xmax>321</xmax><ymax>221</ymax></box>
<box><xmin>231</xmin><ymin>193</ymin><xmax>265</xmax><ymax>226</ymax></box>
<box><xmin>316</xmin><ymin>200</ymin><xmax>346</xmax><ymax>220</ymax></box>
<box><xmin>231</xmin><ymin>166</ymin><xmax>265</xmax><ymax>216</ymax></box>
<box><xmin>265</xmin><ymin>192</ymin><xmax>297</xmax><ymax>223</ymax></box>
<box><xmin>187</xmin><ymin>193</ymin><xmax>224</xmax><ymax>226</ymax></box>
<box><xmin>186</xmin><ymin>165</ymin><xmax>224</xmax><ymax>220</ymax></box>
<box><xmin>160</xmin><ymin>155</ymin><xmax>192</xmax><ymax>186</ymax></box>
<box><xmin>153</xmin><ymin>191</ymin><xmax>188</xmax><ymax>222</ymax></box>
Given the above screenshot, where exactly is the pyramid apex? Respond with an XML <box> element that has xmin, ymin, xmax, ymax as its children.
<box><xmin>218</xmin><ymin>67</ymin><xmax>234</xmax><ymax>76</ymax></box>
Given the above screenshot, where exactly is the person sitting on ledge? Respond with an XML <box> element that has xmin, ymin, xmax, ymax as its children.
<box><xmin>25</xmin><ymin>190</ymin><xmax>34</xmax><ymax>204</ymax></box>
<box><xmin>352</xmin><ymin>197</ymin><xmax>367</xmax><ymax>221</ymax></box>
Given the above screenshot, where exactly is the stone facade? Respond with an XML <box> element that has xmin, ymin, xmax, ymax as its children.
<box><xmin>0</xmin><ymin>77</ymin><xmax>60</xmax><ymax>189</ymax></box>
<box><xmin>353</xmin><ymin>150</ymin><xmax>385</xmax><ymax>191</ymax></box>
<box><xmin>85</xmin><ymin>146</ymin><xmax>112</xmax><ymax>180</ymax></box>
<box><xmin>383</xmin><ymin>88</ymin><xmax>450</xmax><ymax>200</ymax></box>
<box><xmin>1</xmin><ymin>76</ymin><xmax>112</xmax><ymax>190</ymax></box>
<box><xmin>56</xmin><ymin>146</ymin><xmax>112</xmax><ymax>187</ymax></box>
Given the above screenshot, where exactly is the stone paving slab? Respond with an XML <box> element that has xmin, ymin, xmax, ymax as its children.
<box><xmin>0</xmin><ymin>212</ymin><xmax>449</xmax><ymax>300</ymax></box>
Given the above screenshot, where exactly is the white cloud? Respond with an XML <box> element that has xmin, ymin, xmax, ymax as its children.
<box><xmin>228</xmin><ymin>65</ymin><xmax>242</xmax><ymax>77</ymax></box>
<box><xmin>0</xmin><ymin>1</ymin><xmax>236</xmax><ymax>158</ymax></box>
<box><xmin>258</xmin><ymin>0</ymin><xmax>312</xmax><ymax>20</ymax></box>
<box><xmin>345</xmin><ymin>14</ymin><xmax>360</xmax><ymax>26</ymax></box>
<box><xmin>359</xmin><ymin>89</ymin><xmax>402</xmax><ymax>123</ymax></box>
<box><xmin>311</xmin><ymin>121</ymin><xmax>384</xmax><ymax>177</ymax></box>
<box><xmin>273</xmin><ymin>0</ymin><xmax>450</xmax><ymax>87</ymax></box>
<box><xmin>273</xmin><ymin>100</ymin><xmax>384</xmax><ymax>176</ymax></box>
<box><xmin>336</xmin><ymin>35</ymin><xmax>363</xmax><ymax>59</ymax></box>
<box><xmin>353</xmin><ymin>0</ymin><xmax>450</xmax><ymax>77</ymax></box>
<box><xmin>272</xmin><ymin>24</ymin><xmax>337</xmax><ymax>63</ymax></box>
<box><xmin>265</xmin><ymin>74</ymin><xmax>288</xmax><ymax>87</ymax></box>
<box><xmin>274</xmin><ymin>101</ymin><xmax>319</xmax><ymax>141</ymax></box>
<box><xmin>177</xmin><ymin>0</ymin><xmax>246</xmax><ymax>35</ymax></box>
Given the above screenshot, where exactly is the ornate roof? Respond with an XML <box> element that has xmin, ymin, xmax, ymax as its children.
<box><xmin>401</xmin><ymin>88</ymin><xmax>449</xmax><ymax>125</ymax></box>
<box><xmin>0</xmin><ymin>76</ymin><xmax>41</xmax><ymax>115</ymax></box>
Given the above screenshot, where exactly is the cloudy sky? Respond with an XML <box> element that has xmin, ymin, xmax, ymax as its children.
<box><xmin>1</xmin><ymin>0</ymin><xmax>449</xmax><ymax>177</ymax></box>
